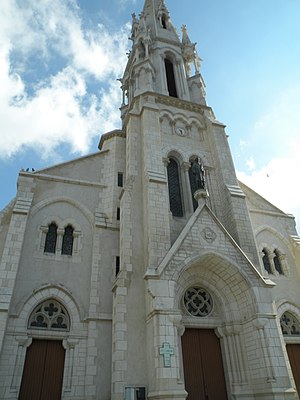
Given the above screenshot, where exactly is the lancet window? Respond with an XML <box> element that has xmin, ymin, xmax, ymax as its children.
<box><xmin>41</xmin><ymin>220</ymin><xmax>80</xmax><ymax>258</ymax></box>
<box><xmin>167</xmin><ymin>158</ymin><xmax>183</xmax><ymax>217</ymax></box>
<box><xmin>44</xmin><ymin>223</ymin><xmax>58</xmax><ymax>254</ymax></box>
<box><xmin>61</xmin><ymin>225</ymin><xmax>74</xmax><ymax>255</ymax></box>
<box><xmin>164</xmin><ymin>59</ymin><xmax>178</xmax><ymax>98</ymax></box>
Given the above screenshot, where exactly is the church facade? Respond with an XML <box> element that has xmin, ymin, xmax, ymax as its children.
<box><xmin>1</xmin><ymin>1</ymin><xmax>300</xmax><ymax>399</ymax></box>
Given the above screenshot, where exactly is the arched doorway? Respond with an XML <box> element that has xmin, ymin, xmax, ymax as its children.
<box><xmin>18</xmin><ymin>299</ymin><xmax>70</xmax><ymax>400</ymax></box>
<box><xmin>180</xmin><ymin>286</ymin><xmax>228</xmax><ymax>399</ymax></box>
<box><xmin>280</xmin><ymin>311</ymin><xmax>300</xmax><ymax>396</ymax></box>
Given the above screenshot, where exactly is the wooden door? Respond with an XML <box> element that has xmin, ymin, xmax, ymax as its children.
<box><xmin>19</xmin><ymin>339</ymin><xmax>65</xmax><ymax>400</ymax></box>
<box><xmin>181</xmin><ymin>329</ymin><xmax>228</xmax><ymax>400</ymax></box>
<box><xmin>286</xmin><ymin>344</ymin><xmax>300</xmax><ymax>396</ymax></box>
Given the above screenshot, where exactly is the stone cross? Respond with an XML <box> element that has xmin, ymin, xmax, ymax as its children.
<box><xmin>159</xmin><ymin>342</ymin><xmax>174</xmax><ymax>367</ymax></box>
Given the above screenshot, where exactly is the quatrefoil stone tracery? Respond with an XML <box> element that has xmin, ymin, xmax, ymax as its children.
<box><xmin>183</xmin><ymin>287</ymin><xmax>213</xmax><ymax>317</ymax></box>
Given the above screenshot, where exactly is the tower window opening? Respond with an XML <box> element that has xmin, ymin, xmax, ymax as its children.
<box><xmin>118</xmin><ymin>172</ymin><xmax>123</xmax><ymax>187</ymax></box>
<box><xmin>164</xmin><ymin>59</ymin><xmax>178</xmax><ymax>98</ymax></box>
<box><xmin>161</xmin><ymin>15</ymin><xmax>167</xmax><ymax>29</ymax></box>
<box><xmin>115</xmin><ymin>256</ymin><xmax>120</xmax><ymax>276</ymax></box>
<box><xmin>167</xmin><ymin>159</ymin><xmax>183</xmax><ymax>217</ymax></box>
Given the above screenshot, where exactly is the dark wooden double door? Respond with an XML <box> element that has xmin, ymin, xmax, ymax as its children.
<box><xmin>19</xmin><ymin>339</ymin><xmax>65</xmax><ymax>400</ymax></box>
<box><xmin>286</xmin><ymin>344</ymin><xmax>300</xmax><ymax>396</ymax></box>
<box><xmin>182</xmin><ymin>329</ymin><xmax>228</xmax><ymax>400</ymax></box>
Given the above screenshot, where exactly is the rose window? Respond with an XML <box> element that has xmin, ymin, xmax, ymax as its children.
<box><xmin>183</xmin><ymin>287</ymin><xmax>213</xmax><ymax>317</ymax></box>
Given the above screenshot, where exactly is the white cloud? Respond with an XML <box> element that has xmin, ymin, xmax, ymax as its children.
<box><xmin>0</xmin><ymin>0</ymin><xmax>130</xmax><ymax>159</ymax></box>
<box><xmin>251</xmin><ymin>85</ymin><xmax>300</xmax><ymax>158</ymax></box>
<box><xmin>237</xmin><ymin>155</ymin><xmax>300</xmax><ymax>233</ymax></box>
<box><xmin>246</xmin><ymin>156</ymin><xmax>255</xmax><ymax>171</ymax></box>
<box><xmin>0</xmin><ymin>63</ymin><xmax>124</xmax><ymax>157</ymax></box>
<box><xmin>236</xmin><ymin>85</ymin><xmax>300</xmax><ymax>233</ymax></box>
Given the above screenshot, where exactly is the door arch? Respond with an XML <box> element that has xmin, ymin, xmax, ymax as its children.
<box><xmin>18</xmin><ymin>298</ymin><xmax>70</xmax><ymax>400</ymax></box>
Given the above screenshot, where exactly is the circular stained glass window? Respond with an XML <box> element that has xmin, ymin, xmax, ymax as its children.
<box><xmin>183</xmin><ymin>287</ymin><xmax>213</xmax><ymax>317</ymax></box>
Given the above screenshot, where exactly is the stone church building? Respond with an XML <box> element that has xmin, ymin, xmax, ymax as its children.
<box><xmin>1</xmin><ymin>0</ymin><xmax>300</xmax><ymax>399</ymax></box>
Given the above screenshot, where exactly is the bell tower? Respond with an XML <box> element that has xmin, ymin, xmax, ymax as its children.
<box><xmin>112</xmin><ymin>1</ymin><xmax>262</xmax><ymax>399</ymax></box>
<box><xmin>119</xmin><ymin>0</ymin><xmax>260</xmax><ymax>266</ymax></box>
<box><xmin>120</xmin><ymin>0</ymin><xmax>206</xmax><ymax>117</ymax></box>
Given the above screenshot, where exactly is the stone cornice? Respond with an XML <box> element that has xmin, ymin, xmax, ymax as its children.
<box><xmin>248</xmin><ymin>207</ymin><xmax>295</xmax><ymax>219</ymax></box>
<box><xmin>98</xmin><ymin>129</ymin><xmax>126</xmax><ymax>150</ymax></box>
<box><xmin>24</xmin><ymin>173</ymin><xmax>107</xmax><ymax>189</ymax></box>
<box><xmin>156</xmin><ymin>94</ymin><xmax>209</xmax><ymax>114</ymax></box>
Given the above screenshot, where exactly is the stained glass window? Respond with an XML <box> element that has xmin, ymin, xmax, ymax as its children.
<box><xmin>167</xmin><ymin>159</ymin><xmax>183</xmax><ymax>217</ymax></box>
<box><xmin>44</xmin><ymin>223</ymin><xmax>57</xmax><ymax>253</ymax></box>
<box><xmin>281</xmin><ymin>312</ymin><xmax>300</xmax><ymax>336</ymax></box>
<box><xmin>28</xmin><ymin>299</ymin><xmax>70</xmax><ymax>331</ymax></box>
<box><xmin>62</xmin><ymin>225</ymin><xmax>74</xmax><ymax>255</ymax></box>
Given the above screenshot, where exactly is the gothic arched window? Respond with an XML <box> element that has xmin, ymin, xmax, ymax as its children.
<box><xmin>262</xmin><ymin>248</ymin><xmax>272</xmax><ymax>274</ymax></box>
<box><xmin>164</xmin><ymin>59</ymin><xmax>177</xmax><ymax>98</ymax></box>
<box><xmin>167</xmin><ymin>158</ymin><xmax>183</xmax><ymax>217</ymax></box>
<box><xmin>62</xmin><ymin>225</ymin><xmax>74</xmax><ymax>255</ymax></box>
<box><xmin>28</xmin><ymin>299</ymin><xmax>70</xmax><ymax>331</ymax></box>
<box><xmin>274</xmin><ymin>249</ymin><xmax>283</xmax><ymax>275</ymax></box>
<box><xmin>44</xmin><ymin>223</ymin><xmax>58</xmax><ymax>253</ymax></box>
<box><xmin>280</xmin><ymin>312</ymin><xmax>300</xmax><ymax>336</ymax></box>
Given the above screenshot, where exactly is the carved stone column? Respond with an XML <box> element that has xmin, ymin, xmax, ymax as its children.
<box><xmin>11</xmin><ymin>336</ymin><xmax>32</xmax><ymax>393</ymax></box>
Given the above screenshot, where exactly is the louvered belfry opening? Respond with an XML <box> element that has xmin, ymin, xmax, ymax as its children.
<box><xmin>18</xmin><ymin>339</ymin><xmax>65</xmax><ymax>400</ymax></box>
<box><xmin>164</xmin><ymin>59</ymin><xmax>178</xmax><ymax>98</ymax></box>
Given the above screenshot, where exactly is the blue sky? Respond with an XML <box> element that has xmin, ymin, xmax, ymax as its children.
<box><xmin>0</xmin><ymin>0</ymin><xmax>300</xmax><ymax>231</ymax></box>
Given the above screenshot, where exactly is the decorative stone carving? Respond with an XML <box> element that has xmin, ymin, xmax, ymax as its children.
<box><xmin>159</xmin><ymin>342</ymin><xmax>174</xmax><ymax>367</ymax></box>
<box><xmin>201</xmin><ymin>227</ymin><xmax>216</xmax><ymax>243</ymax></box>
